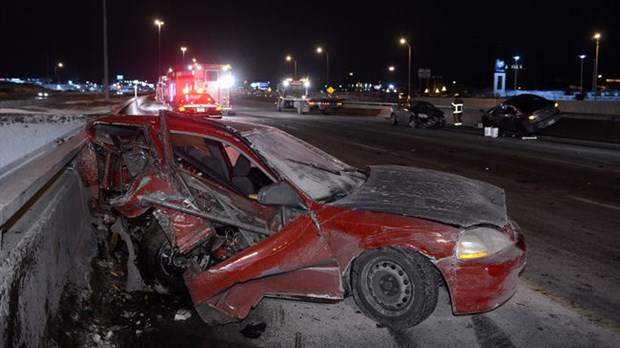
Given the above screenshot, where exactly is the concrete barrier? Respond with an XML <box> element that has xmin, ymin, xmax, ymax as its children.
<box><xmin>0</xmin><ymin>168</ymin><xmax>95</xmax><ymax>347</ymax></box>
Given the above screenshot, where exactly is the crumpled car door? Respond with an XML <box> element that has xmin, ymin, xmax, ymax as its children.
<box><xmin>158</xmin><ymin>113</ymin><xmax>344</xmax><ymax>324</ymax></box>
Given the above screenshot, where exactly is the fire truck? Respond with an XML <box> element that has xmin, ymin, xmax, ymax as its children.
<box><xmin>156</xmin><ymin>62</ymin><xmax>235</xmax><ymax>115</ymax></box>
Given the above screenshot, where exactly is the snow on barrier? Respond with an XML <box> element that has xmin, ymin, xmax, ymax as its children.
<box><xmin>0</xmin><ymin>169</ymin><xmax>96</xmax><ymax>347</ymax></box>
<box><xmin>0</xmin><ymin>127</ymin><xmax>96</xmax><ymax>346</ymax></box>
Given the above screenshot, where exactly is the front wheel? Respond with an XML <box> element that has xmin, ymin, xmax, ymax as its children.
<box><xmin>409</xmin><ymin>115</ymin><xmax>418</xmax><ymax>128</ymax></box>
<box><xmin>351</xmin><ymin>247</ymin><xmax>439</xmax><ymax>330</ymax></box>
<box><xmin>390</xmin><ymin>114</ymin><xmax>397</xmax><ymax>126</ymax></box>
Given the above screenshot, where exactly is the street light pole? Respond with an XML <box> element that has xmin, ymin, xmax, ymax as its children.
<box><xmin>513</xmin><ymin>55</ymin><xmax>520</xmax><ymax>94</ymax></box>
<box><xmin>286</xmin><ymin>55</ymin><xmax>297</xmax><ymax>80</ymax></box>
<box><xmin>102</xmin><ymin>0</ymin><xmax>110</xmax><ymax>101</ymax></box>
<box><xmin>578</xmin><ymin>55</ymin><xmax>586</xmax><ymax>92</ymax></box>
<box><xmin>154</xmin><ymin>19</ymin><xmax>164</xmax><ymax>77</ymax></box>
<box><xmin>54</xmin><ymin>62</ymin><xmax>64</xmax><ymax>84</ymax></box>
<box><xmin>399</xmin><ymin>38</ymin><xmax>411</xmax><ymax>99</ymax></box>
<box><xmin>181</xmin><ymin>46</ymin><xmax>187</xmax><ymax>65</ymax></box>
<box><xmin>316</xmin><ymin>47</ymin><xmax>329</xmax><ymax>88</ymax></box>
<box><xmin>592</xmin><ymin>33</ymin><xmax>601</xmax><ymax>93</ymax></box>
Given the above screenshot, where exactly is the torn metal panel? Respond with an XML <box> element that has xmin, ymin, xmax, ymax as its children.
<box><xmin>195</xmin><ymin>262</ymin><xmax>343</xmax><ymax>324</ymax></box>
<box><xmin>184</xmin><ymin>215</ymin><xmax>340</xmax><ymax>309</ymax></box>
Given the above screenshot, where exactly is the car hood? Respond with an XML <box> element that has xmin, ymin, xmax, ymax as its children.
<box><xmin>330</xmin><ymin>165</ymin><xmax>507</xmax><ymax>228</ymax></box>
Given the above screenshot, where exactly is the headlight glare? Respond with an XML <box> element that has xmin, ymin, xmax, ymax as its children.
<box><xmin>456</xmin><ymin>226</ymin><xmax>511</xmax><ymax>260</ymax></box>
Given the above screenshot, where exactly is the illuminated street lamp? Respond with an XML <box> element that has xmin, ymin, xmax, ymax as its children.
<box><xmin>316</xmin><ymin>46</ymin><xmax>329</xmax><ymax>87</ymax></box>
<box><xmin>578</xmin><ymin>54</ymin><xmax>586</xmax><ymax>92</ymax></box>
<box><xmin>54</xmin><ymin>62</ymin><xmax>64</xmax><ymax>84</ymax></box>
<box><xmin>286</xmin><ymin>55</ymin><xmax>297</xmax><ymax>80</ymax></box>
<box><xmin>154</xmin><ymin>19</ymin><xmax>164</xmax><ymax>77</ymax></box>
<box><xmin>592</xmin><ymin>33</ymin><xmax>601</xmax><ymax>93</ymax></box>
<box><xmin>180</xmin><ymin>46</ymin><xmax>187</xmax><ymax>65</ymax></box>
<box><xmin>388</xmin><ymin>66</ymin><xmax>395</xmax><ymax>72</ymax></box>
<box><xmin>513</xmin><ymin>55</ymin><xmax>520</xmax><ymax>93</ymax></box>
<box><xmin>399</xmin><ymin>37</ymin><xmax>411</xmax><ymax>99</ymax></box>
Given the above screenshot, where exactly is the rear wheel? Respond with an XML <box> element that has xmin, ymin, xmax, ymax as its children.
<box><xmin>137</xmin><ymin>223</ymin><xmax>187</xmax><ymax>295</ymax></box>
<box><xmin>482</xmin><ymin>117</ymin><xmax>492</xmax><ymax>127</ymax></box>
<box><xmin>435</xmin><ymin>117</ymin><xmax>446</xmax><ymax>129</ymax></box>
<box><xmin>351</xmin><ymin>247</ymin><xmax>439</xmax><ymax>330</ymax></box>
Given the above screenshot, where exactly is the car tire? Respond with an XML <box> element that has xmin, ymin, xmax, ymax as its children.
<box><xmin>351</xmin><ymin>247</ymin><xmax>439</xmax><ymax>330</ymax></box>
<box><xmin>137</xmin><ymin>222</ymin><xmax>186</xmax><ymax>295</ymax></box>
<box><xmin>436</xmin><ymin>117</ymin><xmax>446</xmax><ymax>129</ymax></box>
<box><xmin>482</xmin><ymin>117</ymin><xmax>492</xmax><ymax>127</ymax></box>
<box><xmin>390</xmin><ymin>114</ymin><xmax>397</xmax><ymax>126</ymax></box>
<box><xmin>409</xmin><ymin>116</ymin><xmax>418</xmax><ymax>128</ymax></box>
<box><xmin>516</xmin><ymin>123</ymin><xmax>531</xmax><ymax>137</ymax></box>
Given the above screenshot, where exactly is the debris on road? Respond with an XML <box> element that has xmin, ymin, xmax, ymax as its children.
<box><xmin>173</xmin><ymin>309</ymin><xmax>192</xmax><ymax>321</ymax></box>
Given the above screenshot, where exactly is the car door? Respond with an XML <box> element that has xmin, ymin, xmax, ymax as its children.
<box><xmin>488</xmin><ymin>104</ymin><xmax>510</xmax><ymax>128</ymax></box>
<box><xmin>159</xmin><ymin>114</ymin><xmax>344</xmax><ymax>324</ymax></box>
<box><xmin>500</xmin><ymin>105</ymin><xmax>520</xmax><ymax>131</ymax></box>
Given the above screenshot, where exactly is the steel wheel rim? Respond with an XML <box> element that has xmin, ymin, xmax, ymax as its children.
<box><xmin>366</xmin><ymin>259</ymin><xmax>414</xmax><ymax>313</ymax></box>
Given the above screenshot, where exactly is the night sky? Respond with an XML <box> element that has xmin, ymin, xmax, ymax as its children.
<box><xmin>1</xmin><ymin>0</ymin><xmax>618</xmax><ymax>90</ymax></box>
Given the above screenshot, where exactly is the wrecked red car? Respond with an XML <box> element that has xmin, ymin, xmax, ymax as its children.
<box><xmin>80</xmin><ymin>111</ymin><xmax>526</xmax><ymax>330</ymax></box>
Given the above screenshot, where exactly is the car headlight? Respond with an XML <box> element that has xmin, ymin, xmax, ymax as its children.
<box><xmin>456</xmin><ymin>226</ymin><xmax>511</xmax><ymax>260</ymax></box>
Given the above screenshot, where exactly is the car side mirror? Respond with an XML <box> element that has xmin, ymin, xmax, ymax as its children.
<box><xmin>258</xmin><ymin>181</ymin><xmax>305</xmax><ymax>209</ymax></box>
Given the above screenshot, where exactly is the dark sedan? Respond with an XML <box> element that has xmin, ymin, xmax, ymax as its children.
<box><xmin>481</xmin><ymin>93</ymin><xmax>560</xmax><ymax>135</ymax></box>
<box><xmin>390</xmin><ymin>100</ymin><xmax>446</xmax><ymax>129</ymax></box>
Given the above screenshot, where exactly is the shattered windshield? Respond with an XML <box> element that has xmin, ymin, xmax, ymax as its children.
<box><xmin>244</xmin><ymin>128</ymin><xmax>366</xmax><ymax>202</ymax></box>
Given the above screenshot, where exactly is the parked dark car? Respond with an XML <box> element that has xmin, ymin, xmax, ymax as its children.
<box><xmin>481</xmin><ymin>93</ymin><xmax>560</xmax><ymax>135</ymax></box>
<box><xmin>80</xmin><ymin>112</ymin><xmax>525</xmax><ymax>330</ymax></box>
<box><xmin>171</xmin><ymin>91</ymin><xmax>222</xmax><ymax>117</ymax></box>
<box><xmin>390</xmin><ymin>100</ymin><xmax>446</xmax><ymax>129</ymax></box>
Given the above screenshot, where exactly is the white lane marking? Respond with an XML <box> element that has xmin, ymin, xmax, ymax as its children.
<box><xmin>568</xmin><ymin>196</ymin><xmax>620</xmax><ymax>211</ymax></box>
<box><xmin>349</xmin><ymin>142</ymin><xmax>387</xmax><ymax>152</ymax></box>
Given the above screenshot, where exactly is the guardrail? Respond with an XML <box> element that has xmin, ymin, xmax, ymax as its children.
<box><xmin>0</xmin><ymin>97</ymin><xmax>135</xmax><ymax>235</ymax></box>
<box><xmin>0</xmin><ymin>132</ymin><xmax>87</xmax><ymax>230</ymax></box>
<box><xmin>343</xmin><ymin>100</ymin><xmax>396</xmax><ymax>108</ymax></box>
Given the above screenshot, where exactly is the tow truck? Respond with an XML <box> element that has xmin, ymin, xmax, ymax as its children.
<box><xmin>156</xmin><ymin>62</ymin><xmax>236</xmax><ymax>115</ymax></box>
<box><xmin>275</xmin><ymin>78</ymin><xmax>343</xmax><ymax>114</ymax></box>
